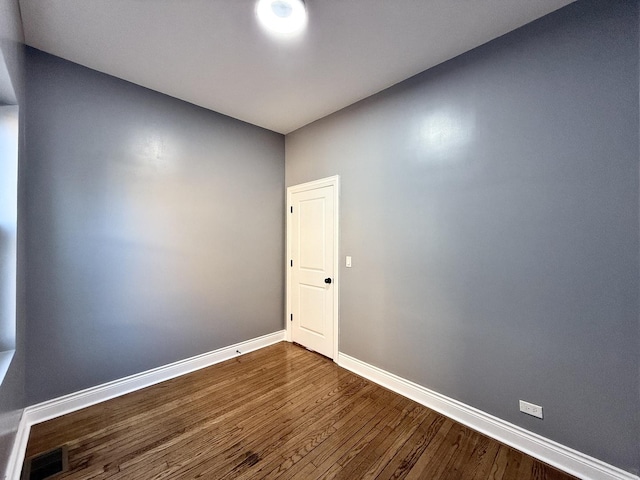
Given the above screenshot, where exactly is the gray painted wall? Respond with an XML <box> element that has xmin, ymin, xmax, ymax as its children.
<box><xmin>24</xmin><ymin>48</ymin><xmax>285</xmax><ymax>404</ymax></box>
<box><xmin>286</xmin><ymin>0</ymin><xmax>639</xmax><ymax>473</ymax></box>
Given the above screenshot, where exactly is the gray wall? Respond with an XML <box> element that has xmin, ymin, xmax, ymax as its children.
<box><xmin>24</xmin><ymin>48</ymin><xmax>285</xmax><ymax>404</ymax></box>
<box><xmin>286</xmin><ymin>0</ymin><xmax>639</xmax><ymax>474</ymax></box>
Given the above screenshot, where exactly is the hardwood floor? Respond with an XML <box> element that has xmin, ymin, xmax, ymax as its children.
<box><xmin>24</xmin><ymin>342</ymin><xmax>576</xmax><ymax>480</ymax></box>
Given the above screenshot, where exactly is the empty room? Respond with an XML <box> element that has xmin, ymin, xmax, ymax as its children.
<box><xmin>0</xmin><ymin>0</ymin><xmax>638</xmax><ymax>478</ymax></box>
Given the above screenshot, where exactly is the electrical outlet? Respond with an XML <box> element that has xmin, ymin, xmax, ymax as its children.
<box><xmin>519</xmin><ymin>400</ymin><xmax>543</xmax><ymax>419</ymax></box>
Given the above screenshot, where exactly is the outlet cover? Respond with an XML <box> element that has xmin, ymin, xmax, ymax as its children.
<box><xmin>519</xmin><ymin>400</ymin><xmax>543</xmax><ymax>419</ymax></box>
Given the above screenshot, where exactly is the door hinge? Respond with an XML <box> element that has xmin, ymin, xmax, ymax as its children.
<box><xmin>290</xmin><ymin>259</ymin><xmax>293</xmax><ymax>267</ymax></box>
<box><xmin>290</xmin><ymin>313</ymin><xmax>293</xmax><ymax>322</ymax></box>
<box><xmin>290</xmin><ymin>206</ymin><xmax>293</xmax><ymax>213</ymax></box>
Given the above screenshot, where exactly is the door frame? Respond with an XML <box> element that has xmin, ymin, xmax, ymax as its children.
<box><xmin>285</xmin><ymin>175</ymin><xmax>340</xmax><ymax>361</ymax></box>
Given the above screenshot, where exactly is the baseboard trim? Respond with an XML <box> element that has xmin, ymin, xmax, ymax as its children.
<box><xmin>337</xmin><ymin>352</ymin><xmax>637</xmax><ymax>480</ymax></box>
<box><xmin>5</xmin><ymin>331</ymin><xmax>285</xmax><ymax>480</ymax></box>
<box><xmin>4</xmin><ymin>411</ymin><xmax>29</xmax><ymax>480</ymax></box>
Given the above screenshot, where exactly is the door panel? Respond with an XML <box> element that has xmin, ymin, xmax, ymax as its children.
<box><xmin>299</xmin><ymin>198</ymin><xmax>325</xmax><ymax>271</ymax></box>
<box><xmin>299</xmin><ymin>284</ymin><xmax>325</xmax><ymax>335</ymax></box>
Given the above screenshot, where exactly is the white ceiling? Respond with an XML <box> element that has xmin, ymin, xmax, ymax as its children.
<box><xmin>18</xmin><ymin>0</ymin><xmax>574</xmax><ymax>134</ymax></box>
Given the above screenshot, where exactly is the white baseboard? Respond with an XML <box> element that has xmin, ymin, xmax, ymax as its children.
<box><xmin>5</xmin><ymin>331</ymin><xmax>285</xmax><ymax>480</ymax></box>
<box><xmin>4</xmin><ymin>412</ymin><xmax>28</xmax><ymax>480</ymax></box>
<box><xmin>337</xmin><ymin>352</ymin><xmax>638</xmax><ymax>480</ymax></box>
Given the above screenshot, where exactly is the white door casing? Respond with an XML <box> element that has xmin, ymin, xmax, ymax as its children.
<box><xmin>286</xmin><ymin>176</ymin><xmax>339</xmax><ymax>360</ymax></box>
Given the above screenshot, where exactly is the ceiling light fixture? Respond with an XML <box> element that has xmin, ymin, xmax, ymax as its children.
<box><xmin>256</xmin><ymin>0</ymin><xmax>307</xmax><ymax>36</ymax></box>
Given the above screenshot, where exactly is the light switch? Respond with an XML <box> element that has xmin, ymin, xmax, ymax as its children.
<box><xmin>346</xmin><ymin>256</ymin><xmax>352</xmax><ymax>268</ymax></box>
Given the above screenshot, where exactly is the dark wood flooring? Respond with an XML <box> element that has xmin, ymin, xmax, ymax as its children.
<box><xmin>24</xmin><ymin>342</ymin><xmax>577</xmax><ymax>479</ymax></box>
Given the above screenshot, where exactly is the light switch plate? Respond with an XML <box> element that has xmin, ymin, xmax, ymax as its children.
<box><xmin>346</xmin><ymin>256</ymin><xmax>352</xmax><ymax>267</ymax></box>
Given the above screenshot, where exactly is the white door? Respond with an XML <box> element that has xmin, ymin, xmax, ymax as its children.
<box><xmin>288</xmin><ymin>177</ymin><xmax>338</xmax><ymax>359</ymax></box>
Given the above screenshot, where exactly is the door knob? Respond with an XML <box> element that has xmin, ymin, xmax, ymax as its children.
<box><xmin>324</xmin><ymin>278</ymin><xmax>332</xmax><ymax>284</ymax></box>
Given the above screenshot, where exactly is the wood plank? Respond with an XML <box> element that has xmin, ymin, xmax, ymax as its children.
<box><xmin>110</xmin><ymin>358</ymin><xmax>341</xmax><ymax>478</ymax></box>
<box><xmin>23</xmin><ymin>342</ymin><xmax>578</xmax><ymax>480</ymax></box>
<box><xmin>373</xmin><ymin>412</ymin><xmax>447</xmax><ymax>479</ymax></box>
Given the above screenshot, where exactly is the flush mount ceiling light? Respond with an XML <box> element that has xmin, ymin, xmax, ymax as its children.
<box><xmin>256</xmin><ymin>0</ymin><xmax>307</xmax><ymax>36</ymax></box>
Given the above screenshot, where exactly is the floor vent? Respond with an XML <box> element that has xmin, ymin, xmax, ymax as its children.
<box><xmin>22</xmin><ymin>446</ymin><xmax>69</xmax><ymax>480</ymax></box>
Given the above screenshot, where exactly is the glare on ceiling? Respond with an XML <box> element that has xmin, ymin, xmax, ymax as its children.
<box><xmin>255</xmin><ymin>0</ymin><xmax>307</xmax><ymax>36</ymax></box>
